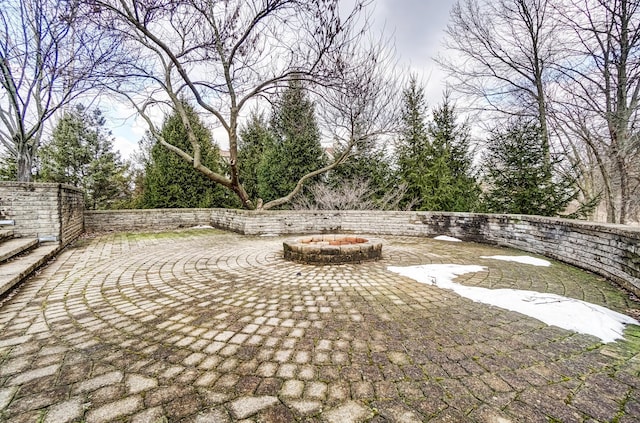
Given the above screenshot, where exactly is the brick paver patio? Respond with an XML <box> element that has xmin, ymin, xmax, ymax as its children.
<box><xmin>1</xmin><ymin>229</ymin><xmax>639</xmax><ymax>422</ymax></box>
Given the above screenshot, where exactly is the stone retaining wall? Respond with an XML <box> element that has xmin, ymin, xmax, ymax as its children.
<box><xmin>59</xmin><ymin>185</ymin><xmax>85</xmax><ymax>245</ymax></box>
<box><xmin>84</xmin><ymin>208</ymin><xmax>233</xmax><ymax>232</ymax></box>
<box><xmin>84</xmin><ymin>208</ymin><xmax>640</xmax><ymax>296</ymax></box>
<box><xmin>0</xmin><ymin>182</ymin><xmax>84</xmax><ymax>245</ymax></box>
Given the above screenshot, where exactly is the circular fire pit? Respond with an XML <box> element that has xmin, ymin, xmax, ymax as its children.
<box><xmin>283</xmin><ymin>234</ymin><xmax>382</xmax><ymax>264</ymax></box>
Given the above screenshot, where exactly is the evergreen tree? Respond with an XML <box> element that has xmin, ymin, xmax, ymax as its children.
<box><xmin>0</xmin><ymin>151</ymin><xmax>17</xmax><ymax>181</ymax></box>
<box><xmin>124</xmin><ymin>135</ymin><xmax>155</xmax><ymax>208</ymax></box>
<box><xmin>421</xmin><ymin>95</ymin><xmax>481</xmax><ymax>211</ymax></box>
<box><xmin>481</xmin><ymin>120</ymin><xmax>575</xmax><ymax>216</ymax></box>
<box><xmin>256</xmin><ymin>80</ymin><xmax>325</xmax><ymax>203</ymax></box>
<box><xmin>327</xmin><ymin>137</ymin><xmax>396</xmax><ymax>207</ymax></box>
<box><xmin>397</xmin><ymin>81</ymin><xmax>480</xmax><ymax>211</ymax></box>
<box><xmin>396</xmin><ymin>77</ymin><xmax>431</xmax><ymax>209</ymax></box>
<box><xmin>141</xmin><ymin>104</ymin><xmax>235</xmax><ymax>209</ymax></box>
<box><xmin>238</xmin><ymin>112</ymin><xmax>275</xmax><ymax>201</ymax></box>
<box><xmin>39</xmin><ymin>105</ymin><xmax>130</xmax><ymax>209</ymax></box>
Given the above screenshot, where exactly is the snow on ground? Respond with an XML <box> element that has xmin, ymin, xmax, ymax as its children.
<box><xmin>480</xmin><ymin>255</ymin><xmax>551</xmax><ymax>267</ymax></box>
<box><xmin>190</xmin><ymin>225</ymin><xmax>215</xmax><ymax>229</ymax></box>
<box><xmin>433</xmin><ymin>235</ymin><xmax>463</xmax><ymax>242</ymax></box>
<box><xmin>387</xmin><ymin>264</ymin><xmax>639</xmax><ymax>343</ymax></box>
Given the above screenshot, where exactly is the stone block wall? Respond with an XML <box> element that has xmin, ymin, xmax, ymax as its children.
<box><xmin>84</xmin><ymin>208</ymin><xmax>221</xmax><ymax>232</ymax></box>
<box><xmin>59</xmin><ymin>185</ymin><xmax>85</xmax><ymax>244</ymax></box>
<box><xmin>0</xmin><ymin>182</ymin><xmax>84</xmax><ymax>245</ymax></box>
<box><xmin>83</xmin><ymin>208</ymin><xmax>640</xmax><ymax>296</ymax></box>
<box><xmin>481</xmin><ymin>216</ymin><xmax>640</xmax><ymax>297</ymax></box>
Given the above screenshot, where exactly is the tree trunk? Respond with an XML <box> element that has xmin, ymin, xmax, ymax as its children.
<box><xmin>16</xmin><ymin>149</ymin><xmax>33</xmax><ymax>182</ymax></box>
<box><xmin>583</xmin><ymin>136</ymin><xmax>616</xmax><ymax>223</ymax></box>
<box><xmin>605</xmin><ymin>180</ymin><xmax>617</xmax><ymax>224</ymax></box>
<box><xmin>617</xmin><ymin>157</ymin><xmax>628</xmax><ymax>224</ymax></box>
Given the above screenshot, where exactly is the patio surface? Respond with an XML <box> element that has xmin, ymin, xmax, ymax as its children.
<box><xmin>0</xmin><ymin>229</ymin><xmax>639</xmax><ymax>422</ymax></box>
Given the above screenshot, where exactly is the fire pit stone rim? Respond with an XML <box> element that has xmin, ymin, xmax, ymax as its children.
<box><xmin>283</xmin><ymin>234</ymin><xmax>383</xmax><ymax>264</ymax></box>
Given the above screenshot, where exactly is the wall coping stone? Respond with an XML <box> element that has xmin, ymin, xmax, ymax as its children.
<box><xmin>0</xmin><ymin>181</ymin><xmax>83</xmax><ymax>193</ymax></box>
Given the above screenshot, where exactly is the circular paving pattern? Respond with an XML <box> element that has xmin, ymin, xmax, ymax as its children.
<box><xmin>0</xmin><ymin>229</ymin><xmax>638</xmax><ymax>423</ymax></box>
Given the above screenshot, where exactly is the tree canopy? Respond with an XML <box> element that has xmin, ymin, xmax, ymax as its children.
<box><xmin>83</xmin><ymin>0</ymin><xmax>392</xmax><ymax>210</ymax></box>
<box><xmin>423</xmin><ymin>95</ymin><xmax>481</xmax><ymax>212</ymax></box>
<box><xmin>0</xmin><ymin>0</ymin><xmax>123</xmax><ymax>181</ymax></box>
<box><xmin>396</xmin><ymin>78</ymin><xmax>431</xmax><ymax>210</ymax></box>
<box><xmin>39</xmin><ymin>105</ymin><xmax>130</xmax><ymax>209</ymax></box>
<box><xmin>238</xmin><ymin>112</ymin><xmax>275</xmax><ymax>204</ymax></box>
<box><xmin>482</xmin><ymin>120</ymin><xmax>575</xmax><ymax>216</ymax></box>
<box><xmin>256</xmin><ymin>81</ymin><xmax>326</xmax><ymax>204</ymax></box>
<box><xmin>397</xmin><ymin>80</ymin><xmax>480</xmax><ymax>212</ymax></box>
<box><xmin>140</xmin><ymin>104</ymin><xmax>235</xmax><ymax>209</ymax></box>
<box><xmin>439</xmin><ymin>0</ymin><xmax>640</xmax><ymax>223</ymax></box>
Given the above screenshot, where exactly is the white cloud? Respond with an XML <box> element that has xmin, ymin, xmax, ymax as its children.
<box><xmin>113</xmin><ymin>135</ymin><xmax>138</xmax><ymax>161</ymax></box>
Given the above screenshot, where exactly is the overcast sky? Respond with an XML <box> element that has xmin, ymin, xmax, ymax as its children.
<box><xmin>374</xmin><ymin>0</ymin><xmax>456</xmax><ymax>77</ymax></box>
<box><xmin>110</xmin><ymin>0</ymin><xmax>459</xmax><ymax>159</ymax></box>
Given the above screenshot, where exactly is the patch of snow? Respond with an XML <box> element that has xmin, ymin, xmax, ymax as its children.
<box><xmin>190</xmin><ymin>225</ymin><xmax>214</xmax><ymax>229</ymax></box>
<box><xmin>388</xmin><ymin>264</ymin><xmax>483</xmax><ymax>287</ymax></box>
<box><xmin>387</xmin><ymin>264</ymin><xmax>639</xmax><ymax>343</ymax></box>
<box><xmin>434</xmin><ymin>235</ymin><xmax>462</xmax><ymax>242</ymax></box>
<box><xmin>481</xmin><ymin>255</ymin><xmax>551</xmax><ymax>267</ymax></box>
<box><xmin>260</xmin><ymin>233</ymin><xmax>279</xmax><ymax>237</ymax></box>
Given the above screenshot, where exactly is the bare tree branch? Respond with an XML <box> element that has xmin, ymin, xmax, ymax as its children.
<box><xmin>0</xmin><ymin>0</ymin><xmax>126</xmax><ymax>181</ymax></box>
<box><xmin>438</xmin><ymin>0</ymin><xmax>560</xmax><ymax>155</ymax></box>
<box><xmin>87</xmin><ymin>0</ymin><xmax>389</xmax><ymax>210</ymax></box>
<box><xmin>554</xmin><ymin>0</ymin><xmax>640</xmax><ymax>223</ymax></box>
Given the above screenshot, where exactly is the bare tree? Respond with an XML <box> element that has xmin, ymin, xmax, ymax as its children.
<box><xmin>85</xmin><ymin>0</ymin><xmax>396</xmax><ymax>210</ymax></box>
<box><xmin>291</xmin><ymin>178</ymin><xmax>410</xmax><ymax>211</ymax></box>
<box><xmin>0</xmin><ymin>0</ymin><xmax>122</xmax><ymax>181</ymax></box>
<box><xmin>551</xmin><ymin>117</ymin><xmax>604</xmax><ymax>219</ymax></box>
<box><xmin>554</xmin><ymin>0</ymin><xmax>640</xmax><ymax>224</ymax></box>
<box><xmin>438</xmin><ymin>0</ymin><xmax>560</xmax><ymax>157</ymax></box>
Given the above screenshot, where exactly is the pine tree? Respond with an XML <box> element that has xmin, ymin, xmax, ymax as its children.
<box><xmin>482</xmin><ymin>120</ymin><xmax>576</xmax><ymax>216</ymax></box>
<box><xmin>141</xmin><ymin>103</ymin><xmax>235</xmax><ymax>209</ymax></box>
<box><xmin>39</xmin><ymin>105</ymin><xmax>130</xmax><ymax>209</ymax></box>
<box><xmin>396</xmin><ymin>82</ymin><xmax>480</xmax><ymax>211</ymax></box>
<box><xmin>0</xmin><ymin>151</ymin><xmax>17</xmax><ymax>181</ymax></box>
<box><xmin>421</xmin><ymin>95</ymin><xmax>481</xmax><ymax>211</ymax></box>
<box><xmin>238</xmin><ymin>112</ymin><xmax>275</xmax><ymax>201</ymax></box>
<box><xmin>396</xmin><ymin>77</ymin><xmax>431</xmax><ymax>209</ymax></box>
<box><xmin>256</xmin><ymin>80</ymin><xmax>325</xmax><ymax>203</ymax></box>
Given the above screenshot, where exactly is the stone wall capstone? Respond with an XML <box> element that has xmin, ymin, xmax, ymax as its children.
<box><xmin>83</xmin><ymin>208</ymin><xmax>640</xmax><ymax>297</ymax></box>
<box><xmin>0</xmin><ymin>182</ymin><xmax>84</xmax><ymax>245</ymax></box>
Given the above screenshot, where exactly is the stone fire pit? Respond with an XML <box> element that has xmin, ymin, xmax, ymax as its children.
<box><xmin>283</xmin><ymin>234</ymin><xmax>382</xmax><ymax>264</ymax></box>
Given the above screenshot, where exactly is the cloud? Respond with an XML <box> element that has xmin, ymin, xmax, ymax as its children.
<box><xmin>113</xmin><ymin>134</ymin><xmax>138</xmax><ymax>161</ymax></box>
<box><xmin>376</xmin><ymin>0</ymin><xmax>455</xmax><ymax>60</ymax></box>
<box><xmin>372</xmin><ymin>0</ymin><xmax>457</xmax><ymax>100</ymax></box>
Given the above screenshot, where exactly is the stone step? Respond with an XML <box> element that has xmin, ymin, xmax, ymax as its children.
<box><xmin>0</xmin><ymin>243</ymin><xmax>60</xmax><ymax>297</ymax></box>
<box><xmin>0</xmin><ymin>238</ymin><xmax>39</xmax><ymax>263</ymax></box>
<box><xmin>0</xmin><ymin>229</ymin><xmax>13</xmax><ymax>242</ymax></box>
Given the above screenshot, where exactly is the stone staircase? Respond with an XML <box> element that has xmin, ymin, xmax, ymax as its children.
<box><xmin>0</xmin><ymin>219</ymin><xmax>61</xmax><ymax>297</ymax></box>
